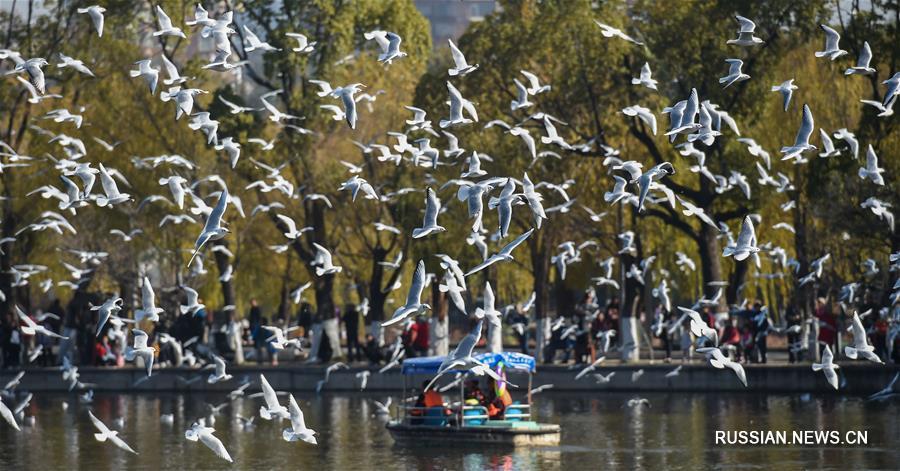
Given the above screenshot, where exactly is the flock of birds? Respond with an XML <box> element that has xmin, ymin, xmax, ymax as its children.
<box><xmin>0</xmin><ymin>4</ymin><xmax>897</xmax><ymax>462</ymax></box>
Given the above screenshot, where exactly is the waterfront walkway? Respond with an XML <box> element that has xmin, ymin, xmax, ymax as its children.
<box><xmin>4</xmin><ymin>360</ymin><xmax>897</xmax><ymax>395</ymax></box>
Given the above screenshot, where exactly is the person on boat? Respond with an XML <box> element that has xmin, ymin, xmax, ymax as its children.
<box><xmin>486</xmin><ymin>368</ymin><xmax>513</xmax><ymax>420</ymax></box>
<box><xmin>411</xmin><ymin>381</ymin><xmax>447</xmax><ymax>425</ymax></box>
<box><xmin>464</xmin><ymin>379</ymin><xmax>486</xmax><ymax>405</ymax></box>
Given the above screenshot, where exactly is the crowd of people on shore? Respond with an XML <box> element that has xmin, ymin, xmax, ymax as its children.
<box><xmin>1</xmin><ymin>285</ymin><xmax>898</xmax><ymax>370</ymax></box>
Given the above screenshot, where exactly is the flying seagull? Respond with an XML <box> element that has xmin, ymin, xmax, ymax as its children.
<box><xmin>382</xmin><ymin>260</ymin><xmax>431</xmax><ymax>327</ymax></box>
<box><xmin>447</xmin><ymin>39</ymin><xmax>478</xmax><ymax>76</ymax></box>
<box><xmin>412</xmin><ymin>188</ymin><xmax>446</xmax><ymax>238</ymax></box>
<box><xmin>771</xmin><ymin>79</ymin><xmax>797</xmax><ymax>111</ymax></box>
<box><xmin>812</xmin><ymin>344</ymin><xmax>840</xmax><ymax>390</ymax></box>
<box><xmin>188</xmin><ymin>189</ymin><xmax>229</xmax><ymax>267</ymax></box>
<box><xmin>845</xmin><ymin>41</ymin><xmax>875</xmax><ymax>75</ymax></box>
<box><xmin>723</xmin><ymin>216</ymin><xmax>760</xmax><ymax>263</ymax></box>
<box><xmin>89</xmin><ymin>411</ymin><xmax>138</xmax><ymax>454</ymax></box>
<box><xmin>815</xmin><ymin>25</ymin><xmax>847</xmax><ymax>60</ymax></box>
<box><xmin>726</xmin><ymin>15</ymin><xmax>764</xmax><ymax>46</ymax></box>
<box><xmin>283</xmin><ymin>394</ymin><xmax>317</xmax><ymax>444</ymax></box>
<box><xmin>77</xmin><ymin>5</ymin><xmax>106</xmax><ymax>37</ymax></box>
<box><xmin>465</xmin><ymin>229</ymin><xmax>534</xmax><ymax>276</ymax></box>
<box><xmin>780</xmin><ymin>104</ymin><xmax>816</xmax><ymax>160</ymax></box>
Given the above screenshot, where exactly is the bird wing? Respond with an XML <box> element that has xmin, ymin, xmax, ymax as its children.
<box><xmin>133</xmin><ymin>329</ymin><xmax>148</xmax><ymax>349</ymax></box>
<box><xmin>822</xmin><ymin>345</ymin><xmax>834</xmax><ymax>365</ymax></box>
<box><xmin>260</xmin><ymin>374</ymin><xmax>279</xmax><ymax>408</ymax></box>
<box><xmin>423</xmin><ymin>188</ymin><xmax>441</xmax><ymax>226</ymax></box>
<box><xmin>821</xmin><ymin>24</ymin><xmax>841</xmax><ymax>50</ymax></box>
<box><xmin>794</xmin><ymin>104</ymin><xmax>814</xmax><ymax>147</ymax></box>
<box><xmin>500</xmin><ymin>228</ymin><xmax>535</xmax><ymax>255</ymax></box>
<box><xmin>88</xmin><ymin>410</ymin><xmax>109</xmax><ymax>434</ymax></box>
<box><xmin>858</xmin><ymin>41</ymin><xmax>872</xmax><ymax>66</ymax></box>
<box><xmin>737</xmin><ymin>216</ymin><xmax>756</xmax><ymax>247</ymax></box>
<box><xmin>204</xmin><ymin>189</ymin><xmax>229</xmax><ymax>232</ymax></box>
<box><xmin>288</xmin><ymin>394</ymin><xmax>306</xmax><ymax>431</ymax></box>
<box><xmin>482</xmin><ymin>282</ymin><xmax>495</xmax><ymax>311</ymax></box>
<box><xmin>156</xmin><ymin>5</ymin><xmax>174</xmax><ymax>29</ymax></box>
<box><xmin>312</xmin><ymin>243</ymin><xmax>332</xmax><ymax>266</ymax></box>
<box><xmin>735</xmin><ymin>15</ymin><xmax>756</xmax><ymax>33</ymax></box>
<box><xmin>448</xmin><ymin>39</ymin><xmax>467</xmax><ymax>68</ymax></box>
<box><xmin>141</xmin><ymin>278</ymin><xmax>156</xmax><ymax>310</ymax></box>
<box><xmin>199</xmin><ymin>431</ymin><xmax>232</xmax><ymax>462</ymax></box>
<box><xmin>866</xmin><ymin>145</ymin><xmax>878</xmax><ymax>171</ymax></box>
<box><xmin>276</xmin><ymin>214</ymin><xmax>297</xmax><ymax>234</ymax></box>
<box><xmin>98</xmin><ymin>164</ymin><xmax>120</xmax><ymax>196</ymax></box>
<box><xmin>0</xmin><ymin>398</ymin><xmax>19</xmax><ymax>431</ymax></box>
<box><xmin>453</xmin><ymin>319</ymin><xmax>483</xmax><ymax>359</ymax></box>
<box><xmin>405</xmin><ymin>260</ymin><xmax>426</xmax><ymax>307</ymax></box>
<box><xmin>520</xmin><ymin>70</ymin><xmax>540</xmax><ymax>89</ymax></box>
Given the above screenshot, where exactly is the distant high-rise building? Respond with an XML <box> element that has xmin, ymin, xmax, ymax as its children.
<box><xmin>414</xmin><ymin>0</ymin><xmax>497</xmax><ymax>45</ymax></box>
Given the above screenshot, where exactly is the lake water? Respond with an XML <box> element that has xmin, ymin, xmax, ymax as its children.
<box><xmin>0</xmin><ymin>391</ymin><xmax>897</xmax><ymax>470</ymax></box>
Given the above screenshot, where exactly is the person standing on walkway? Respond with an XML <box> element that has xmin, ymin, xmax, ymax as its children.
<box><xmin>786</xmin><ymin>306</ymin><xmax>802</xmax><ymax>363</ymax></box>
<box><xmin>815</xmin><ymin>297</ymin><xmax>836</xmax><ymax>359</ymax></box>
<box><xmin>430</xmin><ymin>310</ymin><xmax>449</xmax><ymax>356</ymax></box>
<box><xmin>751</xmin><ymin>303</ymin><xmax>770</xmax><ymax>363</ymax></box>
<box><xmin>343</xmin><ymin>304</ymin><xmax>361</xmax><ymax>362</ymax></box>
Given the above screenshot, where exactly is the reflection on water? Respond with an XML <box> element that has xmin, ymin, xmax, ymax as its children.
<box><xmin>0</xmin><ymin>391</ymin><xmax>897</xmax><ymax>470</ymax></box>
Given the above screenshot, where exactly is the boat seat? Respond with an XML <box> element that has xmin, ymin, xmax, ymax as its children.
<box><xmin>423</xmin><ymin>406</ymin><xmax>448</xmax><ymax>426</ymax></box>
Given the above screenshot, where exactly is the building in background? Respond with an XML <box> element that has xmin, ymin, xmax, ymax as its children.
<box><xmin>414</xmin><ymin>0</ymin><xmax>497</xmax><ymax>44</ymax></box>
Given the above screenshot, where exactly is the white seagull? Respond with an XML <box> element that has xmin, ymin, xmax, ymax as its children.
<box><xmin>77</xmin><ymin>5</ymin><xmax>106</xmax><ymax>37</ymax></box>
<box><xmin>259</xmin><ymin>373</ymin><xmax>290</xmax><ymax>420</ymax></box>
<box><xmin>815</xmin><ymin>25</ymin><xmax>847</xmax><ymax>60</ymax></box>
<box><xmin>771</xmin><ymin>79</ymin><xmax>797</xmax><ymax>111</ymax></box>
<box><xmin>780</xmin><ymin>104</ymin><xmax>816</xmax><ymax>160</ymax></box>
<box><xmin>726</xmin><ymin>15</ymin><xmax>764</xmax><ymax>46</ymax></box>
<box><xmin>188</xmin><ymin>189</ymin><xmax>229</xmax><ymax>267</ymax></box>
<box><xmin>153</xmin><ymin>6</ymin><xmax>186</xmax><ymax>38</ymax></box>
<box><xmin>858</xmin><ymin>144</ymin><xmax>885</xmax><ymax>186</ymax></box>
<box><xmin>283</xmin><ymin>394</ymin><xmax>317</xmax><ymax>444</ymax></box>
<box><xmin>722</xmin><ymin>216</ymin><xmax>760</xmax><ymax>262</ymax></box>
<box><xmin>124</xmin><ymin>329</ymin><xmax>154</xmax><ymax>377</ymax></box>
<box><xmin>465</xmin><ymin>229</ymin><xmax>534</xmax><ymax>276</ymax></box>
<box><xmin>185</xmin><ymin>421</ymin><xmax>232</xmax><ymax>463</ymax></box>
<box><xmin>312</xmin><ymin>243</ymin><xmax>342</xmax><ymax>276</ymax></box>
<box><xmin>845</xmin><ymin>41</ymin><xmax>875</xmax><ymax>75</ymax></box>
<box><xmin>135</xmin><ymin>276</ymin><xmax>164</xmax><ymax>323</ymax></box>
<box><xmin>812</xmin><ymin>344</ymin><xmax>840</xmax><ymax>390</ymax></box>
<box><xmin>89</xmin><ymin>411</ymin><xmax>137</xmax><ymax>454</ymax></box>
<box><xmin>844</xmin><ymin>311</ymin><xmax>883</xmax><ymax>364</ymax></box>
<box><xmin>631</xmin><ymin>62</ymin><xmax>657</xmax><ymax>90</ymax></box>
<box><xmin>382</xmin><ymin>260</ymin><xmax>430</xmax><ymax>327</ymax></box>
<box><xmin>719</xmin><ymin>59</ymin><xmax>750</xmax><ymax>88</ymax></box>
<box><xmin>448</xmin><ymin>38</ymin><xmax>478</xmax><ymax>76</ymax></box>
<box><xmin>412</xmin><ymin>188</ymin><xmax>446</xmax><ymax>238</ymax></box>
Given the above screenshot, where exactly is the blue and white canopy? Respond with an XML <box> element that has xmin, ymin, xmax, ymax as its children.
<box><xmin>400</xmin><ymin>352</ymin><xmax>536</xmax><ymax>375</ymax></box>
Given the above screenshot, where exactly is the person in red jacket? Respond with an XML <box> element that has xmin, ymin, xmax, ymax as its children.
<box><xmin>815</xmin><ymin>297</ymin><xmax>836</xmax><ymax>356</ymax></box>
<box><xmin>411</xmin><ymin>315</ymin><xmax>430</xmax><ymax>357</ymax></box>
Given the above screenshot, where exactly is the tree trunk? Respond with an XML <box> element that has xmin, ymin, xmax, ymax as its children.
<box><xmin>430</xmin><ymin>282</ymin><xmax>449</xmax><ymax>355</ymax></box>
<box><xmin>0</xmin><ymin>207</ymin><xmax>17</xmax><ymax>316</ymax></box>
<box><xmin>529</xmin><ymin>232</ymin><xmax>550</xmax><ymax>363</ymax></box>
<box><xmin>698</xmin><ymin>224</ymin><xmax>726</xmax><ymax>311</ymax></box>
<box><xmin>727</xmin><ymin>260</ymin><xmax>749</xmax><ymax>306</ymax></box>
<box><xmin>212</xmin><ymin>241</ymin><xmax>235</xmax><ymax>308</ymax></box>
<box><xmin>619</xmin><ymin>210</ymin><xmax>641</xmax><ymax>361</ymax></box>
<box><xmin>368</xmin><ymin>247</ymin><xmax>388</xmax><ymax>323</ymax></box>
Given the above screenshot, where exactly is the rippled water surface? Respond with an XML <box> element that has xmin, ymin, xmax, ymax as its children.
<box><xmin>1</xmin><ymin>391</ymin><xmax>897</xmax><ymax>470</ymax></box>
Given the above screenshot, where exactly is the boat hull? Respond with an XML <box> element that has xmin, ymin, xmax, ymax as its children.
<box><xmin>386</xmin><ymin>421</ymin><xmax>561</xmax><ymax>446</ymax></box>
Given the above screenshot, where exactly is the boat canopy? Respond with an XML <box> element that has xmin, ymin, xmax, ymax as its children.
<box><xmin>400</xmin><ymin>352</ymin><xmax>536</xmax><ymax>375</ymax></box>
